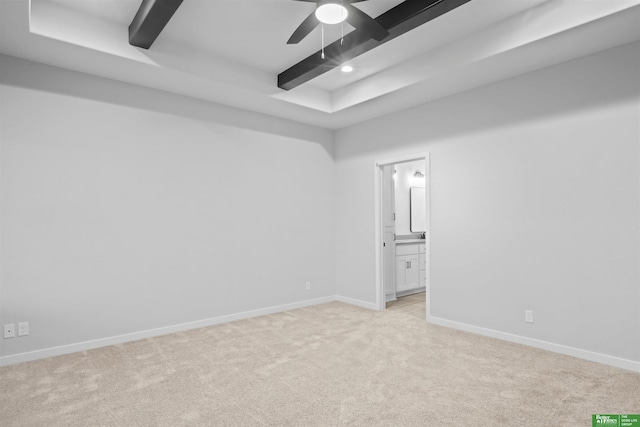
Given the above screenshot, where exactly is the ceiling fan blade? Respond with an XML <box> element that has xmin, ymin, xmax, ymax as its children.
<box><xmin>344</xmin><ymin>3</ymin><xmax>389</xmax><ymax>41</ymax></box>
<box><xmin>287</xmin><ymin>11</ymin><xmax>320</xmax><ymax>44</ymax></box>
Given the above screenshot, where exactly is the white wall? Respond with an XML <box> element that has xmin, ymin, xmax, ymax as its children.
<box><xmin>335</xmin><ymin>42</ymin><xmax>640</xmax><ymax>365</ymax></box>
<box><xmin>0</xmin><ymin>55</ymin><xmax>335</xmax><ymax>362</ymax></box>
<box><xmin>2</xmin><ymin>41</ymin><xmax>639</xmax><ymax>370</ymax></box>
<box><xmin>394</xmin><ymin>160</ymin><xmax>426</xmax><ymax>235</ymax></box>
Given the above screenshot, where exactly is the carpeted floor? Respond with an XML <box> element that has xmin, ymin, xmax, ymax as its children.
<box><xmin>1</xmin><ymin>301</ymin><xmax>638</xmax><ymax>426</ymax></box>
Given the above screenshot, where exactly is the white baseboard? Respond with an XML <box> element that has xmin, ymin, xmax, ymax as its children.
<box><xmin>4</xmin><ymin>297</ymin><xmax>637</xmax><ymax>373</ymax></box>
<box><xmin>428</xmin><ymin>315</ymin><xmax>640</xmax><ymax>373</ymax></box>
<box><xmin>0</xmin><ymin>296</ymin><xmax>335</xmax><ymax>367</ymax></box>
<box><xmin>334</xmin><ymin>295</ymin><xmax>379</xmax><ymax>311</ymax></box>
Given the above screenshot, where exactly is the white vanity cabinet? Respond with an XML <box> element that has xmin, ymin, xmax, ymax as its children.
<box><xmin>396</xmin><ymin>255</ymin><xmax>419</xmax><ymax>292</ymax></box>
<box><xmin>395</xmin><ymin>241</ymin><xmax>426</xmax><ymax>294</ymax></box>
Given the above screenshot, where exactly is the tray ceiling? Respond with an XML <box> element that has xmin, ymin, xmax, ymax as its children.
<box><xmin>1</xmin><ymin>0</ymin><xmax>639</xmax><ymax>129</ymax></box>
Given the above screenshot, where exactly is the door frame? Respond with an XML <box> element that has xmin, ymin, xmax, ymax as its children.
<box><xmin>374</xmin><ymin>153</ymin><xmax>431</xmax><ymax>319</ymax></box>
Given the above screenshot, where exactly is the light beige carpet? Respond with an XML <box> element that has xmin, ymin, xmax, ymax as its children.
<box><xmin>1</xmin><ymin>301</ymin><xmax>638</xmax><ymax>426</ymax></box>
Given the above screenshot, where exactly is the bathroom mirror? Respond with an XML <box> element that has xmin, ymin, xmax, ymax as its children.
<box><xmin>410</xmin><ymin>187</ymin><xmax>426</xmax><ymax>232</ymax></box>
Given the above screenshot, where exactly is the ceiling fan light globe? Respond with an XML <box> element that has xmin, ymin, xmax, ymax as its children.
<box><xmin>315</xmin><ymin>3</ymin><xmax>348</xmax><ymax>25</ymax></box>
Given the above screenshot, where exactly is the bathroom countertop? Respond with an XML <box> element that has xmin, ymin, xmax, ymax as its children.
<box><xmin>396</xmin><ymin>239</ymin><xmax>425</xmax><ymax>244</ymax></box>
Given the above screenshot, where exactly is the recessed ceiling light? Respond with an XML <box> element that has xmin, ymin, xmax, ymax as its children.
<box><xmin>341</xmin><ymin>65</ymin><xmax>354</xmax><ymax>73</ymax></box>
<box><xmin>315</xmin><ymin>3</ymin><xmax>348</xmax><ymax>25</ymax></box>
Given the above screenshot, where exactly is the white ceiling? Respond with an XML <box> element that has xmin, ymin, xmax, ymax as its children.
<box><xmin>1</xmin><ymin>0</ymin><xmax>639</xmax><ymax>129</ymax></box>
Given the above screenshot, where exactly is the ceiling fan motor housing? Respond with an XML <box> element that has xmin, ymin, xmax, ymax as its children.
<box><xmin>288</xmin><ymin>0</ymin><xmax>387</xmax><ymax>45</ymax></box>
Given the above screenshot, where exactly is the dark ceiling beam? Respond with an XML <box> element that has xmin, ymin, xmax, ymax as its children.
<box><xmin>278</xmin><ymin>0</ymin><xmax>472</xmax><ymax>91</ymax></box>
<box><xmin>129</xmin><ymin>0</ymin><xmax>184</xmax><ymax>49</ymax></box>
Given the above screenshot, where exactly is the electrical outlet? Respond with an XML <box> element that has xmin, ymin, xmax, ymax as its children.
<box><xmin>525</xmin><ymin>310</ymin><xmax>534</xmax><ymax>324</ymax></box>
<box><xmin>4</xmin><ymin>324</ymin><xmax>16</xmax><ymax>339</ymax></box>
<box><xmin>305</xmin><ymin>281</ymin><xmax>311</xmax><ymax>291</ymax></box>
<box><xmin>18</xmin><ymin>322</ymin><xmax>29</xmax><ymax>337</ymax></box>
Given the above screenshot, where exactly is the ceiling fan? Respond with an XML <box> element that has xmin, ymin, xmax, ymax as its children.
<box><xmin>287</xmin><ymin>0</ymin><xmax>390</xmax><ymax>44</ymax></box>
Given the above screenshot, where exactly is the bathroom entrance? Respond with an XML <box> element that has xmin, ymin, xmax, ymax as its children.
<box><xmin>374</xmin><ymin>154</ymin><xmax>430</xmax><ymax>319</ymax></box>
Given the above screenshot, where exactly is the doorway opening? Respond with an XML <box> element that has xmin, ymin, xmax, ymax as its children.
<box><xmin>374</xmin><ymin>153</ymin><xmax>430</xmax><ymax>320</ymax></box>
